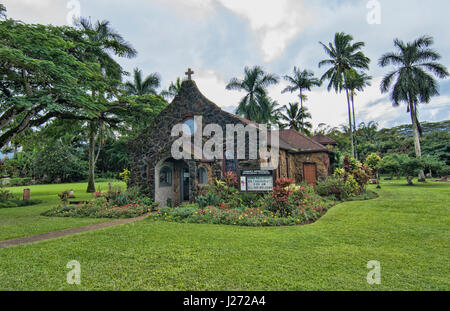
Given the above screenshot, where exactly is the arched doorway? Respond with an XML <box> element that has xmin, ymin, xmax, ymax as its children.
<box><xmin>155</xmin><ymin>158</ymin><xmax>190</xmax><ymax>206</ymax></box>
<box><xmin>179</xmin><ymin>162</ymin><xmax>190</xmax><ymax>202</ymax></box>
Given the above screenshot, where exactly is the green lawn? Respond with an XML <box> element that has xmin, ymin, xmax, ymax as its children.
<box><xmin>0</xmin><ymin>180</ymin><xmax>448</xmax><ymax>290</ymax></box>
<box><xmin>0</xmin><ymin>181</ymin><xmax>125</xmax><ymax>241</ymax></box>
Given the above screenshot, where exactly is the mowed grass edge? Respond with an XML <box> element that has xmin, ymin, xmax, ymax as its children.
<box><xmin>0</xmin><ymin>180</ymin><xmax>448</xmax><ymax>290</ymax></box>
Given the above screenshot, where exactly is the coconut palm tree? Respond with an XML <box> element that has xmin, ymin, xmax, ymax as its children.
<box><xmin>255</xmin><ymin>95</ymin><xmax>281</xmax><ymax>125</ymax></box>
<box><xmin>279</xmin><ymin>103</ymin><xmax>313</xmax><ymax>134</ymax></box>
<box><xmin>344</xmin><ymin>69</ymin><xmax>372</xmax><ymax>159</ymax></box>
<box><xmin>282</xmin><ymin>67</ymin><xmax>321</xmax><ymax>109</ymax></box>
<box><xmin>319</xmin><ymin>32</ymin><xmax>370</xmax><ymax>157</ymax></box>
<box><xmin>76</xmin><ymin>17</ymin><xmax>137</xmax><ymax>192</ymax></box>
<box><xmin>160</xmin><ymin>77</ymin><xmax>184</xmax><ymax>100</ymax></box>
<box><xmin>226</xmin><ymin>66</ymin><xmax>279</xmax><ymax>122</ymax></box>
<box><xmin>379</xmin><ymin>35</ymin><xmax>448</xmax><ymax>181</ymax></box>
<box><xmin>124</xmin><ymin>68</ymin><xmax>160</xmax><ymax>95</ymax></box>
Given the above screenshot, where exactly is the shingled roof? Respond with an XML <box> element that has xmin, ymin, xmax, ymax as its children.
<box><xmin>311</xmin><ymin>134</ymin><xmax>338</xmax><ymax>146</ymax></box>
<box><xmin>274</xmin><ymin>129</ymin><xmax>330</xmax><ymax>153</ymax></box>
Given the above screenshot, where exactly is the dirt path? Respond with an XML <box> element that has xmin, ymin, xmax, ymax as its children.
<box><xmin>0</xmin><ymin>215</ymin><xmax>147</xmax><ymax>249</ymax></box>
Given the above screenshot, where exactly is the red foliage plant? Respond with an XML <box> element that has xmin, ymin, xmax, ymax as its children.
<box><xmin>223</xmin><ymin>171</ymin><xmax>238</xmax><ymax>187</ymax></box>
<box><xmin>270</xmin><ymin>178</ymin><xmax>295</xmax><ymax>215</ymax></box>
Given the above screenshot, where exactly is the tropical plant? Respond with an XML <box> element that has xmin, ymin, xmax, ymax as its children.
<box><xmin>344</xmin><ymin>70</ymin><xmax>372</xmax><ymax>159</ymax></box>
<box><xmin>319</xmin><ymin>32</ymin><xmax>370</xmax><ymax>158</ymax></box>
<box><xmin>226</xmin><ymin>66</ymin><xmax>279</xmax><ymax>122</ymax></box>
<box><xmin>124</xmin><ymin>68</ymin><xmax>161</xmax><ymax>95</ymax></box>
<box><xmin>379</xmin><ymin>35</ymin><xmax>449</xmax><ymax>181</ymax></box>
<box><xmin>0</xmin><ymin>19</ymin><xmax>114</xmax><ymax>150</ymax></box>
<box><xmin>282</xmin><ymin>67</ymin><xmax>321</xmax><ymax>126</ymax></box>
<box><xmin>160</xmin><ymin>77</ymin><xmax>184</xmax><ymax>100</ymax></box>
<box><xmin>279</xmin><ymin>103</ymin><xmax>313</xmax><ymax>134</ymax></box>
<box><xmin>256</xmin><ymin>95</ymin><xmax>282</xmax><ymax>125</ymax></box>
<box><xmin>0</xmin><ymin>3</ymin><xmax>6</xmax><ymax>19</ymax></box>
<box><xmin>76</xmin><ymin>17</ymin><xmax>137</xmax><ymax>192</ymax></box>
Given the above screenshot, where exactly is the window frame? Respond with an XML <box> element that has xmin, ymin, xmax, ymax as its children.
<box><xmin>159</xmin><ymin>166</ymin><xmax>173</xmax><ymax>187</ymax></box>
<box><xmin>198</xmin><ymin>166</ymin><xmax>208</xmax><ymax>185</ymax></box>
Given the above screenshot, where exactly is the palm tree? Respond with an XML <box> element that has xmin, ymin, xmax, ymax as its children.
<box><xmin>282</xmin><ymin>67</ymin><xmax>321</xmax><ymax>111</ymax></box>
<box><xmin>0</xmin><ymin>4</ymin><xmax>6</xmax><ymax>19</ymax></box>
<box><xmin>379</xmin><ymin>36</ymin><xmax>448</xmax><ymax>181</ymax></box>
<box><xmin>279</xmin><ymin>103</ymin><xmax>313</xmax><ymax>134</ymax></box>
<box><xmin>125</xmin><ymin>68</ymin><xmax>160</xmax><ymax>95</ymax></box>
<box><xmin>319</xmin><ymin>32</ymin><xmax>370</xmax><ymax>158</ymax></box>
<box><xmin>344</xmin><ymin>69</ymin><xmax>372</xmax><ymax>159</ymax></box>
<box><xmin>256</xmin><ymin>96</ymin><xmax>281</xmax><ymax>125</ymax></box>
<box><xmin>160</xmin><ymin>77</ymin><xmax>184</xmax><ymax>100</ymax></box>
<box><xmin>226</xmin><ymin>66</ymin><xmax>279</xmax><ymax>122</ymax></box>
<box><xmin>76</xmin><ymin>17</ymin><xmax>137</xmax><ymax>192</ymax></box>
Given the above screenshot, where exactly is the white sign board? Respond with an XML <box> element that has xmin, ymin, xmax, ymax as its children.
<box><xmin>246</xmin><ymin>175</ymin><xmax>273</xmax><ymax>192</ymax></box>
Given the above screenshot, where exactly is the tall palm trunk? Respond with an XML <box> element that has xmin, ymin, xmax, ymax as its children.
<box><xmin>345</xmin><ymin>88</ymin><xmax>355</xmax><ymax>158</ymax></box>
<box><xmin>409</xmin><ymin>98</ymin><xmax>426</xmax><ymax>182</ymax></box>
<box><xmin>299</xmin><ymin>89</ymin><xmax>304</xmax><ymax>132</ymax></box>
<box><xmin>351</xmin><ymin>91</ymin><xmax>359</xmax><ymax>159</ymax></box>
<box><xmin>86</xmin><ymin>121</ymin><xmax>96</xmax><ymax>193</ymax></box>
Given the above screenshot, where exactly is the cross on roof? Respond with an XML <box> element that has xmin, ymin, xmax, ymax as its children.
<box><xmin>185</xmin><ymin>68</ymin><xmax>194</xmax><ymax>80</ymax></box>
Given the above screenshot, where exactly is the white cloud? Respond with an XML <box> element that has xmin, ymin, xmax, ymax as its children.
<box><xmin>2</xmin><ymin>0</ymin><xmax>69</xmax><ymax>25</ymax></box>
<box><xmin>218</xmin><ymin>0</ymin><xmax>314</xmax><ymax>62</ymax></box>
<box><xmin>191</xmin><ymin>70</ymin><xmax>243</xmax><ymax>109</ymax></box>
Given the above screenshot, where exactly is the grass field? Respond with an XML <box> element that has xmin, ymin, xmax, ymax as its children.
<box><xmin>0</xmin><ymin>179</ymin><xmax>448</xmax><ymax>290</ymax></box>
<box><xmin>0</xmin><ymin>181</ymin><xmax>125</xmax><ymax>241</ymax></box>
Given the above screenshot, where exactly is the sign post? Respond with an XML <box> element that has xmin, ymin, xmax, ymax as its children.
<box><xmin>240</xmin><ymin>170</ymin><xmax>274</xmax><ymax>192</ymax></box>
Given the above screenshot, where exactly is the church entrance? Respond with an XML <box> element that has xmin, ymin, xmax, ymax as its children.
<box><xmin>179</xmin><ymin>164</ymin><xmax>190</xmax><ymax>202</ymax></box>
<box><xmin>303</xmin><ymin>163</ymin><xmax>317</xmax><ymax>186</ymax></box>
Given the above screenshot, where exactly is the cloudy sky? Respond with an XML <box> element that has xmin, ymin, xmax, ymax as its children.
<box><xmin>3</xmin><ymin>0</ymin><xmax>450</xmax><ymax>129</ymax></box>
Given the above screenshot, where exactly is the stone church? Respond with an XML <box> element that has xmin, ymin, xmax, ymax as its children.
<box><xmin>128</xmin><ymin>72</ymin><xmax>336</xmax><ymax>207</ymax></box>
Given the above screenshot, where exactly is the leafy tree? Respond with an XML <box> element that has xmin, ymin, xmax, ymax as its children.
<box><xmin>124</xmin><ymin>68</ymin><xmax>160</xmax><ymax>96</ymax></box>
<box><xmin>319</xmin><ymin>32</ymin><xmax>370</xmax><ymax>158</ymax></box>
<box><xmin>380</xmin><ymin>154</ymin><xmax>403</xmax><ymax>179</ymax></box>
<box><xmin>282</xmin><ymin>67</ymin><xmax>321</xmax><ymax>126</ymax></box>
<box><xmin>118</xmin><ymin>94</ymin><xmax>168</xmax><ymax>138</ymax></box>
<box><xmin>76</xmin><ymin>17</ymin><xmax>137</xmax><ymax>192</ymax></box>
<box><xmin>34</xmin><ymin>142</ymin><xmax>88</xmax><ymax>183</ymax></box>
<box><xmin>365</xmin><ymin>152</ymin><xmax>382</xmax><ymax>187</ymax></box>
<box><xmin>0</xmin><ymin>20</ymin><xmax>111</xmax><ymax>149</ymax></box>
<box><xmin>226</xmin><ymin>66</ymin><xmax>279</xmax><ymax>122</ymax></box>
<box><xmin>379</xmin><ymin>36</ymin><xmax>449</xmax><ymax>181</ymax></box>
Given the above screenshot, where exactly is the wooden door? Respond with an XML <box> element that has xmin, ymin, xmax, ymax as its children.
<box><xmin>303</xmin><ymin>163</ymin><xmax>317</xmax><ymax>186</ymax></box>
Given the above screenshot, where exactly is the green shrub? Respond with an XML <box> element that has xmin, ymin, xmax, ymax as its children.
<box><xmin>9</xmin><ymin>178</ymin><xmax>32</xmax><ymax>187</ymax></box>
<box><xmin>316</xmin><ymin>176</ymin><xmax>351</xmax><ymax>201</ymax></box>
<box><xmin>196</xmin><ymin>192</ymin><xmax>221</xmax><ymax>209</ymax></box>
<box><xmin>0</xmin><ymin>199</ymin><xmax>42</xmax><ymax>209</ymax></box>
<box><xmin>42</xmin><ymin>198</ymin><xmax>157</xmax><ymax>218</ymax></box>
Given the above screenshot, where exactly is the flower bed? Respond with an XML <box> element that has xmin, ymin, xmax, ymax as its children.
<box><xmin>148</xmin><ymin>176</ymin><xmax>333</xmax><ymax>227</ymax></box>
<box><xmin>42</xmin><ymin>186</ymin><xmax>158</xmax><ymax>218</ymax></box>
<box><xmin>42</xmin><ymin>200</ymin><xmax>154</xmax><ymax>218</ymax></box>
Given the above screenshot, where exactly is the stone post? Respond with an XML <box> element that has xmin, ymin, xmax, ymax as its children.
<box><xmin>23</xmin><ymin>189</ymin><xmax>31</xmax><ymax>201</ymax></box>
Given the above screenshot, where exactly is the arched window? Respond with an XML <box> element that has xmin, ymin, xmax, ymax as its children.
<box><xmin>159</xmin><ymin>166</ymin><xmax>172</xmax><ymax>187</ymax></box>
<box><xmin>182</xmin><ymin>117</ymin><xmax>197</xmax><ymax>136</ymax></box>
<box><xmin>198</xmin><ymin>167</ymin><xmax>208</xmax><ymax>185</ymax></box>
